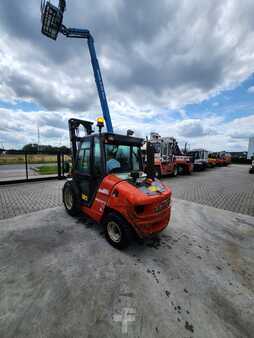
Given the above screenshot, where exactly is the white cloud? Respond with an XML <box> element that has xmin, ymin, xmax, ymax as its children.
<box><xmin>1</xmin><ymin>1</ymin><xmax>254</xmax><ymax>151</ymax></box>
<box><xmin>247</xmin><ymin>86</ymin><xmax>254</xmax><ymax>93</ymax></box>
<box><xmin>0</xmin><ymin>105</ymin><xmax>252</xmax><ymax>152</ymax></box>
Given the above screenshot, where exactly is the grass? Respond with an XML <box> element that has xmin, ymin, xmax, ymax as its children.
<box><xmin>35</xmin><ymin>165</ymin><xmax>58</xmax><ymax>175</ymax></box>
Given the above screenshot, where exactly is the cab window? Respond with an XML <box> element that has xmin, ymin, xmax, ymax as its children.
<box><xmin>105</xmin><ymin>144</ymin><xmax>142</xmax><ymax>173</ymax></box>
<box><xmin>77</xmin><ymin>141</ymin><xmax>90</xmax><ymax>174</ymax></box>
<box><xmin>93</xmin><ymin>137</ymin><xmax>102</xmax><ymax>176</ymax></box>
<box><xmin>132</xmin><ymin>146</ymin><xmax>141</xmax><ymax>171</ymax></box>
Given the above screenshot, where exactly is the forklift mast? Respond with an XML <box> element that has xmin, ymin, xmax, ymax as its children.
<box><xmin>149</xmin><ymin>133</ymin><xmax>181</xmax><ymax>157</ymax></box>
<box><xmin>68</xmin><ymin>118</ymin><xmax>94</xmax><ymax>167</ymax></box>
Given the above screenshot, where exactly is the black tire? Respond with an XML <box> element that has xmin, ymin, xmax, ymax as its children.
<box><xmin>155</xmin><ymin>167</ymin><xmax>161</xmax><ymax>178</ymax></box>
<box><xmin>104</xmin><ymin>212</ymin><xmax>133</xmax><ymax>249</ymax></box>
<box><xmin>63</xmin><ymin>181</ymin><xmax>80</xmax><ymax>216</ymax></box>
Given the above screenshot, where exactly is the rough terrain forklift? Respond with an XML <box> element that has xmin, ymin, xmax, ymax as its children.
<box><xmin>40</xmin><ymin>0</ymin><xmax>172</xmax><ymax>248</ymax></box>
<box><xmin>63</xmin><ymin>118</ymin><xmax>171</xmax><ymax>248</ymax></box>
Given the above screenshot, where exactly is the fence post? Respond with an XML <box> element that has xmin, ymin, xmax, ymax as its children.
<box><xmin>57</xmin><ymin>152</ymin><xmax>61</xmax><ymax>179</ymax></box>
<box><xmin>25</xmin><ymin>153</ymin><xmax>28</xmax><ymax>181</ymax></box>
<box><xmin>61</xmin><ymin>152</ymin><xmax>64</xmax><ymax>177</ymax></box>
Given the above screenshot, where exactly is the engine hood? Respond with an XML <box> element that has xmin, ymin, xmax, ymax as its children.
<box><xmin>111</xmin><ymin>173</ymin><xmax>171</xmax><ymax>204</ymax></box>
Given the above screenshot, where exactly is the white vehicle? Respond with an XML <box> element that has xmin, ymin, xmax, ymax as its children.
<box><xmin>187</xmin><ymin>149</ymin><xmax>208</xmax><ymax>171</ymax></box>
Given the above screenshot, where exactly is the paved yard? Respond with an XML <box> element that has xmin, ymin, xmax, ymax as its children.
<box><xmin>165</xmin><ymin>164</ymin><xmax>254</xmax><ymax>216</ymax></box>
<box><xmin>0</xmin><ymin>164</ymin><xmax>253</xmax><ymax>220</ymax></box>
<box><xmin>0</xmin><ymin>180</ymin><xmax>64</xmax><ymax>220</ymax></box>
<box><xmin>0</xmin><ymin>199</ymin><xmax>253</xmax><ymax>338</ymax></box>
<box><xmin>0</xmin><ymin>165</ymin><xmax>253</xmax><ymax>337</ymax></box>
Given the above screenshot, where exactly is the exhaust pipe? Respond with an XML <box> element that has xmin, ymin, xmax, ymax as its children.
<box><xmin>146</xmin><ymin>141</ymin><xmax>155</xmax><ymax>180</ymax></box>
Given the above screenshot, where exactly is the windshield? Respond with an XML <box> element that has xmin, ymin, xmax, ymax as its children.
<box><xmin>152</xmin><ymin>142</ymin><xmax>161</xmax><ymax>154</ymax></box>
<box><xmin>105</xmin><ymin>144</ymin><xmax>142</xmax><ymax>173</ymax></box>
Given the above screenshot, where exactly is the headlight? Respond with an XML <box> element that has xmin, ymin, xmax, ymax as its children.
<box><xmin>155</xmin><ymin>197</ymin><xmax>171</xmax><ymax>212</ymax></box>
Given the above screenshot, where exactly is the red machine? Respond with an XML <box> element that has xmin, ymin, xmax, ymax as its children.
<box><xmin>41</xmin><ymin>1</ymin><xmax>172</xmax><ymax>249</ymax></box>
<box><xmin>63</xmin><ymin>118</ymin><xmax>172</xmax><ymax>249</ymax></box>
<box><xmin>209</xmin><ymin>152</ymin><xmax>231</xmax><ymax>166</ymax></box>
<box><xmin>146</xmin><ymin>133</ymin><xmax>177</xmax><ymax>177</ymax></box>
<box><xmin>147</xmin><ymin>133</ymin><xmax>192</xmax><ymax>177</ymax></box>
<box><xmin>173</xmin><ymin>154</ymin><xmax>193</xmax><ymax>175</ymax></box>
<box><xmin>219</xmin><ymin>152</ymin><xmax>231</xmax><ymax>166</ymax></box>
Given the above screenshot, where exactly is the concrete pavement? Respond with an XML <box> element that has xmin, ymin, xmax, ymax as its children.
<box><xmin>0</xmin><ymin>163</ymin><xmax>57</xmax><ymax>181</ymax></box>
<box><xmin>0</xmin><ymin>199</ymin><xmax>253</xmax><ymax>338</ymax></box>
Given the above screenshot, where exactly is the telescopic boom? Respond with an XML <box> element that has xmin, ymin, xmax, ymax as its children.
<box><xmin>41</xmin><ymin>0</ymin><xmax>113</xmax><ymax>133</ymax></box>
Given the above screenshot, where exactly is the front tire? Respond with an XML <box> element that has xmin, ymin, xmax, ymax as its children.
<box><xmin>63</xmin><ymin>181</ymin><xmax>80</xmax><ymax>216</ymax></box>
<box><xmin>104</xmin><ymin>212</ymin><xmax>133</xmax><ymax>249</ymax></box>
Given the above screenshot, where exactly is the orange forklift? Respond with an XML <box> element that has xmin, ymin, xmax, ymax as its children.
<box><xmin>63</xmin><ymin>118</ymin><xmax>172</xmax><ymax>248</ymax></box>
<box><xmin>147</xmin><ymin>133</ymin><xmax>192</xmax><ymax>178</ymax></box>
<box><xmin>40</xmin><ymin>0</ymin><xmax>171</xmax><ymax>248</ymax></box>
<box><xmin>208</xmin><ymin>152</ymin><xmax>231</xmax><ymax>167</ymax></box>
<box><xmin>147</xmin><ymin>133</ymin><xmax>177</xmax><ymax>178</ymax></box>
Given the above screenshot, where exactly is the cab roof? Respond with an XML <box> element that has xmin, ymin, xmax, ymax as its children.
<box><xmin>83</xmin><ymin>132</ymin><xmax>144</xmax><ymax>147</ymax></box>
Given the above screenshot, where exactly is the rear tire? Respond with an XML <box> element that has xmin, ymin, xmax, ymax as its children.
<box><xmin>63</xmin><ymin>181</ymin><xmax>80</xmax><ymax>216</ymax></box>
<box><xmin>104</xmin><ymin>212</ymin><xmax>133</xmax><ymax>249</ymax></box>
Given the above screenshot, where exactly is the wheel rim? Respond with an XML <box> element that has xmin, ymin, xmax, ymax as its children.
<box><xmin>64</xmin><ymin>188</ymin><xmax>73</xmax><ymax>210</ymax></box>
<box><xmin>107</xmin><ymin>221</ymin><xmax>122</xmax><ymax>243</ymax></box>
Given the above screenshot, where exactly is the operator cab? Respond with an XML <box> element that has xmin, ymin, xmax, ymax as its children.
<box><xmin>63</xmin><ymin>118</ymin><xmax>171</xmax><ymax>249</ymax></box>
<box><xmin>69</xmin><ymin>118</ymin><xmax>144</xmax><ymax>206</ymax></box>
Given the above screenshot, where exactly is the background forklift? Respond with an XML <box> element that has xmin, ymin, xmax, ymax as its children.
<box><xmin>41</xmin><ymin>1</ymin><xmax>172</xmax><ymax>248</ymax></box>
<box><xmin>187</xmin><ymin>148</ymin><xmax>208</xmax><ymax>171</ymax></box>
<box><xmin>145</xmin><ymin>132</ymin><xmax>192</xmax><ymax>178</ymax></box>
<box><xmin>147</xmin><ymin>133</ymin><xmax>177</xmax><ymax>178</ymax></box>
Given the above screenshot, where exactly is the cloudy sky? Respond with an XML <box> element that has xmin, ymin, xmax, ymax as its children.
<box><xmin>0</xmin><ymin>0</ymin><xmax>254</xmax><ymax>151</ymax></box>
